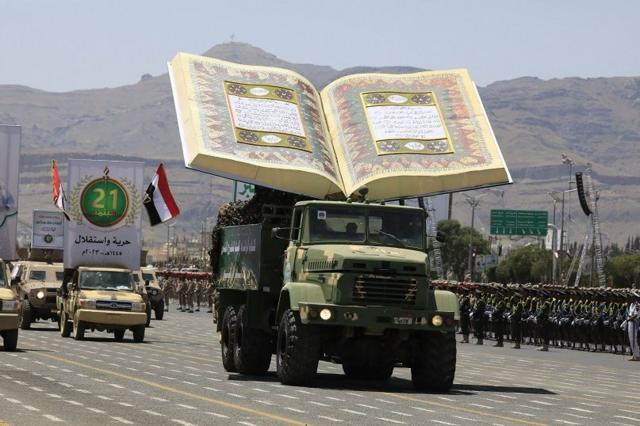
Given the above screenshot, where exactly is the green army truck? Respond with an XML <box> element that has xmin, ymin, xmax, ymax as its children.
<box><xmin>214</xmin><ymin>200</ymin><xmax>459</xmax><ymax>390</ymax></box>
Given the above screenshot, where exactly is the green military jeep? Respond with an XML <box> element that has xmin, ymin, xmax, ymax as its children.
<box><xmin>215</xmin><ymin>200</ymin><xmax>459</xmax><ymax>390</ymax></box>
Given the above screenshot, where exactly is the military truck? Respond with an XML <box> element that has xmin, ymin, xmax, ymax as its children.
<box><xmin>0</xmin><ymin>260</ymin><xmax>20</xmax><ymax>351</ymax></box>
<box><xmin>57</xmin><ymin>266</ymin><xmax>147</xmax><ymax>342</ymax></box>
<box><xmin>131</xmin><ymin>271</ymin><xmax>152</xmax><ymax>326</ymax></box>
<box><xmin>139</xmin><ymin>267</ymin><xmax>164</xmax><ymax>320</ymax></box>
<box><xmin>214</xmin><ymin>199</ymin><xmax>459</xmax><ymax>390</ymax></box>
<box><xmin>13</xmin><ymin>261</ymin><xmax>63</xmax><ymax>329</ymax></box>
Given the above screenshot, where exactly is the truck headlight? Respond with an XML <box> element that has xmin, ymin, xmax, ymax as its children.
<box><xmin>132</xmin><ymin>302</ymin><xmax>146</xmax><ymax>312</ymax></box>
<box><xmin>319</xmin><ymin>308</ymin><xmax>333</xmax><ymax>321</ymax></box>
<box><xmin>2</xmin><ymin>300</ymin><xmax>21</xmax><ymax>312</ymax></box>
<box><xmin>431</xmin><ymin>315</ymin><xmax>443</xmax><ymax>327</ymax></box>
<box><xmin>77</xmin><ymin>299</ymin><xmax>96</xmax><ymax>309</ymax></box>
<box><xmin>36</xmin><ymin>291</ymin><xmax>45</xmax><ymax>300</ymax></box>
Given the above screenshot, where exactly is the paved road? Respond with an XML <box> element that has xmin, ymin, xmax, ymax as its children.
<box><xmin>0</xmin><ymin>309</ymin><xmax>639</xmax><ymax>426</ymax></box>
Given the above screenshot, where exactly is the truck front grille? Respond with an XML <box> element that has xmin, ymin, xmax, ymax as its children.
<box><xmin>96</xmin><ymin>301</ymin><xmax>132</xmax><ymax>311</ymax></box>
<box><xmin>352</xmin><ymin>275</ymin><xmax>417</xmax><ymax>306</ymax></box>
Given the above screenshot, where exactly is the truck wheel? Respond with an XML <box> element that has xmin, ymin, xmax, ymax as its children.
<box><xmin>145</xmin><ymin>303</ymin><xmax>151</xmax><ymax>327</ymax></box>
<box><xmin>411</xmin><ymin>331</ymin><xmax>456</xmax><ymax>392</ymax></box>
<box><xmin>2</xmin><ymin>329</ymin><xmax>18</xmax><ymax>352</ymax></box>
<box><xmin>73</xmin><ymin>320</ymin><xmax>86</xmax><ymax>341</ymax></box>
<box><xmin>60</xmin><ymin>311</ymin><xmax>72</xmax><ymax>338</ymax></box>
<box><xmin>19</xmin><ymin>300</ymin><xmax>32</xmax><ymax>330</ymax></box>
<box><xmin>155</xmin><ymin>300</ymin><xmax>165</xmax><ymax>320</ymax></box>
<box><xmin>233</xmin><ymin>305</ymin><xmax>271</xmax><ymax>375</ymax></box>
<box><xmin>220</xmin><ymin>306</ymin><xmax>237</xmax><ymax>372</ymax></box>
<box><xmin>276</xmin><ymin>309</ymin><xmax>320</xmax><ymax>385</ymax></box>
<box><xmin>132</xmin><ymin>325</ymin><xmax>145</xmax><ymax>343</ymax></box>
<box><xmin>114</xmin><ymin>330</ymin><xmax>125</xmax><ymax>342</ymax></box>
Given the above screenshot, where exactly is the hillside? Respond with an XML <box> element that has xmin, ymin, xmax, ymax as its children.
<box><xmin>1</xmin><ymin>42</ymin><xmax>638</xmax><ymax>253</ymax></box>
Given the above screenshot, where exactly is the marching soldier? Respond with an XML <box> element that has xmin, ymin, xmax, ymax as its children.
<box><xmin>459</xmin><ymin>291</ymin><xmax>471</xmax><ymax>344</ymax></box>
<box><xmin>472</xmin><ymin>293</ymin><xmax>486</xmax><ymax>345</ymax></box>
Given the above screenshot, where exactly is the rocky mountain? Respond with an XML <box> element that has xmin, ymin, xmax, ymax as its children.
<box><xmin>1</xmin><ymin>42</ymin><xmax>638</xmax><ymax>253</ymax></box>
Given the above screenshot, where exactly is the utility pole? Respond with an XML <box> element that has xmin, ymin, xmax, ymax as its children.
<box><xmin>559</xmin><ymin>154</ymin><xmax>574</xmax><ymax>284</ymax></box>
<box><xmin>464</xmin><ymin>194</ymin><xmax>484</xmax><ymax>280</ymax></box>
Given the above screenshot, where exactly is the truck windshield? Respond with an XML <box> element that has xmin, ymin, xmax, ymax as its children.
<box><xmin>142</xmin><ymin>273</ymin><xmax>154</xmax><ymax>282</ymax></box>
<box><xmin>29</xmin><ymin>270</ymin><xmax>47</xmax><ymax>281</ymax></box>
<box><xmin>79</xmin><ymin>271</ymin><xmax>133</xmax><ymax>291</ymax></box>
<box><xmin>308</xmin><ymin>206</ymin><xmax>424</xmax><ymax>249</ymax></box>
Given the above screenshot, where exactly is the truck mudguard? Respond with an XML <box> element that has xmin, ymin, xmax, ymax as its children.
<box><xmin>434</xmin><ymin>290</ymin><xmax>460</xmax><ymax>320</ymax></box>
<box><xmin>279</xmin><ymin>282</ymin><xmax>326</xmax><ymax>312</ymax></box>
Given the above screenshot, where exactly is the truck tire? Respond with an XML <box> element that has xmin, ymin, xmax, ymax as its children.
<box><xmin>60</xmin><ymin>310</ymin><xmax>72</xmax><ymax>338</ymax></box>
<box><xmin>276</xmin><ymin>309</ymin><xmax>320</xmax><ymax>385</ymax></box>
<box><xmin>233</xmin><ymin>305</ymin><xmax>271</xmax><ymax>375</ymax></box>
<box><xmin>132</xmin><ymin>325</ymin><xmax>145</xmax><ymax>343</ymax></box>
<box><xmin>2</xmin><ymin>329</ymin><xmax>18</xmax><ymax>352</ymax></box>
<box><xmin>155</xmin><ymin>300</ymin><xmax>165</xmax><ymax>320</ymax></box>
<box><xmin>73</xmin><ymin>320</ymin><xmax>86</xmax><ymax>341</ymax></box>
<box><xmin>19</xmin><ymin>300</ymin><xmax>32</xmax><ymax>330</ymax></box>
<box><xmin>114</xmin><ymin>329</ymin><xmax>125</xmax><ymax>342</ymax></box>
<box><xmin>220</xmin><ymin>306</ymin><xmax>237</xmax><ymax>372</ymax></box>
<box><xmin>411</xmin><ymin>331</ymin><xmax>456</xmax><ymax>392</ymax></box>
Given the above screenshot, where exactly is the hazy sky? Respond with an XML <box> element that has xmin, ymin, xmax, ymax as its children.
<box><xmin>2</xmin><ymin>0</ymin><xmax>638</xmax><ymax>92</ymax></box>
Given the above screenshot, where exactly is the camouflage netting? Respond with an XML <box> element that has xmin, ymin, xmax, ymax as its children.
<box><xmin>209</xmin><ymin>186</ymin><xmax>311</xmax><ymax>276</ymax></box>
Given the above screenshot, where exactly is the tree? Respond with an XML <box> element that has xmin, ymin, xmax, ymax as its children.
<box><xmin>437</xmin><ymin>219</ymin><xmax>490</xmax><ymax>281</ymax></box>
<box><xmin>605</xmin><ymin>252</ymin><xmax>640</xmax><ymax>288</ymax></box>
<box><xmin>495</xmin><ymin>245</ymin><xmax>552</xmax><ymax>284</ymax></box>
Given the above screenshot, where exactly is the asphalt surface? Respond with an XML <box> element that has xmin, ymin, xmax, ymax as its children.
<box><xmin>0</xmin><ymin>308</ymin><xmax>639</xmax><ymax>426</ymax></box>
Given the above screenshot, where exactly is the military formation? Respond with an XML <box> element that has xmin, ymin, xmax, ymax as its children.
<box><xmin>159</xmin><ymin>275</ymin><xmax>214</xmax><ymax>313</ymax></box>
<box><xmin>432</xmin><ymin>280</ymin><xmax>640</xmax><ymax>358</ymax></box>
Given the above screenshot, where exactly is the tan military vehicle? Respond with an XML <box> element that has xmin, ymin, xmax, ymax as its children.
<box><xmin>13</xmin><ymin>261</ymin><xmax>63</xmax><ymax>329</ymax></box>
<box><xmin>58</xmin><ymin>266</ymin><xmax>147</xmax><ymax>342</ymax></box>
<box><xmin>0</xmin><ymin>260</ymin><xmax>20</xmax><ymax>351</ymax></box>
<box><xmin>131</xmin><ymin>271</ymin><xmax>152</xmax><ymax>327</ymax></box>
<box><xmin>141</xmin><ymin>267</ymin><xmax>164</xmax><ymax>320</ymax></box>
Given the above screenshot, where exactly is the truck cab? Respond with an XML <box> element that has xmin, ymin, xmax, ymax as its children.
<box><xmin>57</xmin><ymin>266</ymin><xmax>147</xmax><ymax>342</ymax></box>
<box><xmin>0</xmin><ymin>259</ymin><xmax>20</xmax><ymax>351</ymax></box>
<box><xmin>13</xmin><ymin>261</ymin><xmax>63</xmax><ymax>329</ymax></box>
<box><xmin>215</xmin><ymin>200</ymin><xmax>459</xmax><ymax>390</ymax></box>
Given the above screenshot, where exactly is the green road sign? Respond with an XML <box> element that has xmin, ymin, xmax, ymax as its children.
<box><xmin>490</xmin><ymin>209</ymin><xmax>548</xmax><ymax>236</ymax></box>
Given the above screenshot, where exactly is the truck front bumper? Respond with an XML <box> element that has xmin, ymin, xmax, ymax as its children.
<box><xmin>298</xmin><ymin>303</ymin><xmax>455</xmax><ymax>332</ymax></box>
<box><xmin>75</xmin><ymin>309</ymin><xmax>147</xmax><ymax>327</ymax></box>
<box><xmin>0</xmin><ymin>313</ymin><xmax>19</xmax><ymax>331</ymax></box>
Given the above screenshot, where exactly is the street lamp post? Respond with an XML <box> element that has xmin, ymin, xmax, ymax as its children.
<box><xmin>464</xmin><ymin>194</ymin><xmax>484</xmax><ymax>280</ymax></box>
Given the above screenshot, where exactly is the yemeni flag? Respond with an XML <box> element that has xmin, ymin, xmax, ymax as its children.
<box><xmin>144</xmin><ymin>163</ymin><xmax>180</xmax><ymax>226</ymax></box>
<box><xmin>51</xmin><ymin>160</ymin><xmax>70</xmax><ymax>221</ymax></box>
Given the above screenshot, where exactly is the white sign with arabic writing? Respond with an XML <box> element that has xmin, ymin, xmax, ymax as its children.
<box><xmin>32</xmin><ymin>210</ymin><xmax>65</xmax><ymax>250</ymax></box>
<box><xmin>0</xmin><ymin>126</ymin><xmax>21</xmax><ymax>260</ymax></box>
<box><xmin>64</xmin><ymin>159</ymin><xmax>144</xmax><ymax>270</ymax></box>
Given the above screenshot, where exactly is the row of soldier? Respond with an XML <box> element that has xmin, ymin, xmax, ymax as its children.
<box><xmin>431</xmin><ymin>281</ymin><xmax>640</xmax><ymax>360</ymax></box>
<box><xmin>159</xmin><ymin>277</ymin><xmax>215</xmax><ymax>313</ymax></box>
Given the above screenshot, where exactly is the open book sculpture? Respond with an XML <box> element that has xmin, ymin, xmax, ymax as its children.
<box><xmin>169</xmin><ymin>53</ymin><xmax>511</xmax><ymax>200</ymax></box>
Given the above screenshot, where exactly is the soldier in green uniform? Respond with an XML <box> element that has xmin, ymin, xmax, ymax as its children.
<box><xmin>459</xmin><ymin>291</ymin><xmax>471</xmax><ymax>343</ymax></box>
<box><xmin>537</xmin><ymin>297</ymin><xmax>551</xmax><ymax>351</ymax></box>
<box><xmin>493</xmin><ymin>295</ymin><xmax>506</xmax><ymax>347</ymax></box>
<box><xmin>510</xmin><ymin>295</ymin><xmax>523</xmax><ymax>349</ymax></box>
<box><xmin>472</xmin><ymin>293</ymin><xmax>486</xmax><ymax>345</ymax></box>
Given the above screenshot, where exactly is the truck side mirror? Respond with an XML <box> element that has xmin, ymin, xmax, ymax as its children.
<box><xmin>436</xmin><ymin>231</ymin><xmax>446</xmax><ymax>243</ymax></box>
<box><xmin>271</xmin><ymin>227</ymin><xmax>292</xmax><ymax>241</ymax></box>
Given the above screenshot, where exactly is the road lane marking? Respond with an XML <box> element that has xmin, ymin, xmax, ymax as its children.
<box><xmin>35</xmin><ymin>352</ymin><xmax>307</xmax><ymax>426</ymax></box>
<box><xmin>42</xmin><ymin>415</ymin><xmax>63</xmax><ymax>422</ymax></box>
<box><xmin>384</xmin><ymin>393</ymin><xmax>547</xmax><ymax>426</ymax></box>
<box><xmin>86</xmin><ymin>408</ymin><xmax>105</xmax><ymax>414</ymax></box>
<box><xmin>142</xmin><ymin>410</ymin><xmax>164</xmax><ymax>416</ymax></box>
<box><xmin>341</xmin><ymin>409</ymin><xmax>366</xmax><ymax>416</ymax></box>
<box><xmin>318</xmin><ymin>415</ymin><xmax>343</xmax><ymax>422</ymax></box>
<box><xmin>377</xmin><ymin>418</ymin><xmax>405</xmax><ymax>424</ymax></box>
